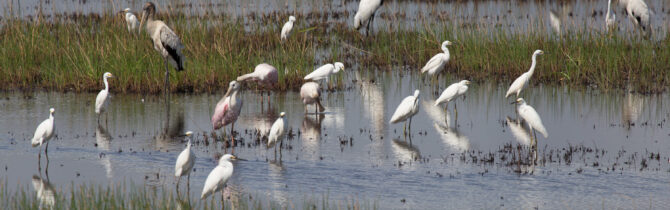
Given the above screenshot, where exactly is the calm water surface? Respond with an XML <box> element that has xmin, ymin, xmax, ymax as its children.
<box><xmin>1</xmin><ymin>70</ymin><xmax>669</xmax><ymax>209</ymax></box>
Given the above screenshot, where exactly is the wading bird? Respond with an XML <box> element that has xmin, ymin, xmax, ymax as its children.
<box><xmin>212</xmin><ymin>81</ymin><xmax>243</xmax><ymax>148</ymax></box>
<box><xmin>201</xmin><ymin>154</ymin><xmax>238</xmax><ymax>203</ymax></box>
<box><xmin>139</xmin><ymin>2</ymin><xmax>185</xmax><ymax>94</ymax></box>
<box><xmin>304</xmin><ymin>62</ymin><xmax>345</xmax><ymax>89</ymax></box>
<box><xmin>300</xmin><ymin>82</ymin><xmax>325</xmax><ymax>113</ymax></box>
<box><xmin>421</xmin><ymin>41</ymin><xmax>452</xmax><ymax>85</ymax></box>
<box><xmin>354</xmin><ymin>0</ymin><xmax>384</xmax><ymax>36</ymax></box>
<box><xmin>618</xmin><ymin>0</ymin><xmax>651</xmax><ymax>38</ymax></box>
<box><xmin>515</xmin><ymin>98</ymin><xmax>548</xmax><ymax>146</ymax></box>
<box><xmin>505</xmin><ymin>50</ymin><xmax>544</xmax><ymax>98</ymax></box>
<box><xmin>606</xmin><ymin>0</ymin><xmax>617</xmax><ymax>32</ymax></box>
<box><xmin>32</xmin><ymin>108</ymin><xmax>55</xmax><ymax>159</ymax></box>
<box><xmin>175</xmin><ymin>131</ymin><xmax>196</xmax><ymax>192</ymax></box>
<box><xmin>237</xmin><ymin>63</ymin><xmax>278</xmax><ymax>103</ymax></box>
<box><xmin>390</xmin><ymin>90</ymin><xmax>420</xmax><ymax>135</ymax></box>
<box><xmin>549</xmin><ymin>10</ymin><xmax>561</xmax><ymax>35</ymax></box>
<box><xmin>95</xmin><ymin>72</ymin><xmax>113</xmax><ymax>125</ymax></box>
<box><xmin>267</xmin><ymin>112</ymin><xmax>287</xmax><ymax>159</ymax></box>
<box><xmin>122</xmin><ymin>8</ymin><xmax>139</xmax><ymax>33</ymax></box>
<box><xmin>280</xmin><ymin>16</ymin><xmax>296</xmax><ymax>41</ymax></box>
<box><xmin>434</xmin><ymin>80</ymin><xmax>470</xmax><ymax>119</ymax></box>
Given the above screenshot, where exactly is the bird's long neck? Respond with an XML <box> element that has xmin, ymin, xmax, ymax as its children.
<box><xmin>606</xmin><ymin>0</ymin><xmax>612</xmax><ymax>17</ymax></box>
<box><xmin>103</xmin><ymin>77</ymin><xmax>109</xmax><ymax>92</ymax></box>
<box><xmin>186</xmin><ymin>139</ymin><xmax>191</xmax><ymax>149</ymax></box>
<box><xmin>49</xmin><ymin>113</ymin><xmax>54</xmax><ymax>120</ymax></box>
<box><xmin>528</xmin><ymin>54</ymin><xmax>538</xmax><ymax>75</ymax></box>
<box><xmin>442</xmin><ymin>45</ymin><xmax>450</xmax><ymax>57</ymax></box>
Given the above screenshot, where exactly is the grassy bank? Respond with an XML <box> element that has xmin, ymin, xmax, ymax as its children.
<box><xmin>0</xmin><ymin>13</ymin><xmax>668</xmax><ymax>93</ymax></box>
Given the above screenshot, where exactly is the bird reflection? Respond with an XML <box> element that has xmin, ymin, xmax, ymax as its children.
<box><xmin>154</xmin><ymin>110</ymin><xmax>185</xmax><ymax>149</ymax></box>
<box><xmin>267</xmin><ymin>161</ymin><xmax>288</xmax><ymax>208</ymax></box>
<box><xmin>622</xmin><ymin>90</ymin><xmax>644</xmax><ymax>129</ymax></box>
<box><xmin>422</xmin><ymin>99</ymin><xmax>470</xmax><ymax>151</ymax></box>
<box><xmin>301</xmin><ymin>114</ymin><xmax>324</xmax><ymax>161</ymax></box>
<box><xmin>506</xmin><ymin>116</ymin><xmax>532</xmax><ymax>146</ymax></box>
<box><xmin>96</xmin><ymin>125</ymin><xmax>114</xmax><ymax>179</ymax></box>
<box><xmin>391</xmin><ymin>138</ymin><xmax>421</xmax><ymax>163</ymax></box>
<box><xmin>239</xmin><ymin>109</ymin><xmax>277</xmax><ymax>139</ymax></box>
<box><xmin>32</xmin><ymin>175</ymin><xmax>56</xmax><ymax>208</ymax></box>
<box><xmin>356</xmin><ymin>71</ymin><xmax>386</xmax><ymax>137</ymax></box>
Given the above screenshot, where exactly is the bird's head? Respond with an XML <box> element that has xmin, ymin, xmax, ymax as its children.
<box><xmin>185</xmin><ymin>131</ymin><xmax>193</xmax><ymax>136</ymax></box>
<box><xmin>224</xmin><ymin>81</ymin><xmax>241</xmax><ymax>97</ymax></box>
<box><xmin>413</xmin><ymin>89</ymin><xmax>420</xmax><ymax>98</ymax></box>
<box><xmin>139</xmin><ymin>2</ymin><xmax>156</xmax><ymax>31</ymax></box>
<box><xmin>49</xmin><ymin>108</ymin><xmax>55</xmax><ymax>114</ymax></box>
<box><xmin>442</xmin><ymin>40</ymin><xmax>452</xmax><ymax>46</ymax></box>
<box><xmin>534</xmin><ymin>50</ymin><xmax>544</xmax><ymax>56</ymax></box>
<box><xmin>334</xmin><ymin>62</ymin><xmax>345</xmax><ymax>73</ymax></box>
<box><xmin>289</xmin><ymin>16</ymin><xmax>296</xmax><ymax>22</ymax></box>
<box><xmin>123</xmin><ymin>8</ymin><xmax>131</xmax><ymax>13</ymax></box>
<box><xmin>461</xmin><ymin>80</ymin><xmax>471</xmax><ymax>85</ymax></box>
<box><xmin>219</xmin><ymin>154</ymin><xmax>238</xmax><ymax>164</ymax></box>
<box><xmin>104</xmin><ymin>72</ymin><xmax>114</xmax><ymax>78</ymax></box>
<box><xmin>515</xmin><ymin>98</ymin><xmax>526</xmax><ymax>105</ymax></box>
<box><xmin>280</xmin><ymin>112</ymin><xmax>286</xmax><ymax>117</ymax></box>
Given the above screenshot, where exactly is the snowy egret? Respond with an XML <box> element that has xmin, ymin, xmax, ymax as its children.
<box><xmin>354</xmin><ymin>0</ymin><xmax>383</xmax><ymax>36</ymax></box>
<box><xmin>505</xmin><ymin>50</ymin><xmax>544</xmax><ymax>98</ymax></box>
<box><xmin>32</xmin><ymin>108</ymin><xmax>55</xmax><ymax>159</ymax></box>
<box><xmin>95</xmin><ymin>72</ymin><xmax>113</xmax><ymax>125</ymax></box>
<box><xmin>175</xmin><ymin>131</ymin><xmax>196</xmax><ymax>192</ymax></box>
<box><xmin>300</xmin><ymin>82</ymin><xmax>325</xmax><ymax>113</ymax></box>
<box><xmin>280</xmin><ymin>16</ymin><xmax>296</xmax><ymax>41</ymax></box>
<box><xmin>618</xmin><ymin>0</ymin><xmax>651</xmax><ymax>38</ymax></box>
<box><xmin>606</xmin><ymin>0</ymin><xmax>617</xmax><ymax>32</ymax></box>
<box><xmin>201</xmin><ymin>154</ymin><xmax>238</xmax><ymax>202</ymax></box>
<box><xmin>390</xmin><ymin>90</ymin><xmax>420</xmax><ymax>135</ymax></box>
<box><xmin>515</xmin><ymin>98</ymin><xmax>548</xmax><ymax>146</ymax></box>
<box><xmin>237</xmin><ymin>63</ymin><xmax>278</xmax><ymax>103</ymax></box>
<box><xmin>421</xmin><ymin>41</ymin><xmax>452</xmax><ymax>77</ymax></box>
<box><xmin>434</xmin><ymin>80</ymin><xmax>470</xmax><ymax>116</ymax></box>
<box><xmin>122</xmin><ymin>8</ymin><xmax>139</xmax><ymax>34</ymax></box>
<box><xmin>139</xmin><ymin>2</ymin><xmax>185</xmax><ymax>94</ymax></box>
<box><xmin>267</xmin><ymin>112</ymin><xmax>287</xmax><ymax>159</ymax></box>
<box><xmin>304</xmin><ymin>62</ymin><xmax>344</xmax><ymax>89</ymax></box>
<box><xmin>212</xmin><ymin>81</ymin><xmax>243</xmax><ymax>149</ymax></box>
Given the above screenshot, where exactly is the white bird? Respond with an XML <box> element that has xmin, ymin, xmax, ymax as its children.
<box><xmin>95</xmin><ymin>72</ymin><xmax>113</xmax><ymax>125</ymax></box>
<box><xmin>549</xmin><ymin>10</ymin><xmax>561</xmax><ymax>34</ymax></box>
<box><xmin>31</xmin><ymin>175</ymin><xmax>55</xmax><ymax>208</ymax></box>
<box><xmin>390</xmin><ymin>90</ymin><xmax>420</xmax><ymax>135</ymax></box>
<box><xmin>434</xmin><ymin>80</ymin><xmax>470</xmax><ymax>109</ymax></box>
<box><xmin>304</xmin><ymin>62</ymin><xmax>345</xmax><ymax>82</ymax></box>
<box><xmin>201</xmin><ymin>154</ymin><xmax>238</xmax><ymax>200</ymax></box>
<box><xmin>421</xmin><ymin>41</ymin><xmax>452</xmax><ymax>76</ymax></box>
<box><xmin>280</xmin><ymin>16</ymin><xmax>296</xmax><ymax>41</ymax></box>
<box><xmin>300</xmin><ymin>82</ymin><xmax>325</xmax><ymax>113</ymax></box>
<box><xmin>175</xmin><ymin>131</ymin><xmax>196</xmax><ymax>190</ymax></box>
<box><xmin>139</xmin><ymin>2</ymin><xmax>185</xmax><ymax>93</ymax></box>
<box><xmin>618</xmin><ymin>0</ymin><xmax>651</xmax><ymax>38</ymax></box>
<box><xmin>32</xmin><ymin>108</ymin><xmax>55</xmax><ymax>157</ymax></box>
<box><xmin>505</xmin><ymin>50</ymin><xmax>544</xmax><ymax>98</ymax></box>
<box><xmin>606</xmin><ymin>0</ymin><xmax>617</xmax><ymax>32</ymax></box>
<box><xmin>123</xmin><ymin>8</ymin><xmax>139</xmax><ymax>34</ymax></box>
<box><xmin>267</xmin><ymin>112</ymin><xmax>287</xmax><ymax>158</ymax></box>
<box><xmin>354</xmin><ymin>0</ymin><xmax>384</xmax><ymax>36</ymax></box>
<box><xmin>515</xmin><ymin>98</ymin><xmax>548</xmax><ymax>146</ymax></box>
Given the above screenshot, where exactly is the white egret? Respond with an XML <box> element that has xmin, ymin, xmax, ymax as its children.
<box><xmin>505</xmin><ymin>50</ymin><xmax>544</xmax><ymax>98</ymax></box>
<box><xmin>390</xmin><ymin>90</ymin><xmax>420</xmax><ymax>135</ymax></box>
<box><xmin>139</xmin><ymin>2</ymin><xmax>185</xmax><ymax>94</ymax></box>
<box><xmin>300</xmin><ymin>82</ymin><xmax>325</xmax><ymax>113</ymax></box>
<box><xmin>304</xmin><ymin>62</ymin><xmax>345</xmax><ymax>88</ymax></box>
<box><xmin>549</xmin><ymin>10</ymin><xmax>561</xmax><ymax>34</ymax></box>
<box><xmin>421</xmin><ymin>41</ymin><xmax>452</xmax><ymax>77</ymax></box>
<box><xmin>212</xmin><ymin>81</ymin><xmax>243</xmax><ymax>149</ymax></box>
<box><xmin>515</xmin><ymin>98</ymin><xmax>548</xmax><ymax>146</ymax></box>
<box><xmin>175</xmin><ymin>131</ymin><xmax>196</xmax><ymax>191</ymax></box>
<box><xmin>32</xmin><ymin>108</ymin><xmax>55</xmax><ymax>158</ymax></box>
<box><xmin>122</xmin><ymin>8</ymin><xmax>139</xmax><ymax>34</ymax></box>
<box><xmin>434</xmin><ymin>80</ymin><xmax>470</xmax><ymax>113</ymax></box>
<box><xmin>201</xmin><ymin>154</ymin><xmax>238</xmax><ymax>202</ymax></box>
<box><xmin>280</xmin><ymin>16</ymin><xmax>296</xmax><ymax>41</ymax></box>
<box><xmin>354</xmin><ymin>0</ymin><xmax>384</xmax><ymax>36</ymax></box>
<box><xmin>95</xmin><ymin>72</ymin><xmax>114</xmax><ymax>125</ymax></box>
<box><xmin>267</xmin><ymin>112</ymin><xmax>287</xmax><ymax>158</ymax></box>
<box><xmin>618</xmin><ymin>0</ymin><xmax>651</xmax><ymax>38</ymax></box>
<box><xmin>606</xmin><ymin>0</ymin><xmax>617</xmax><ymax>32</ymax></box>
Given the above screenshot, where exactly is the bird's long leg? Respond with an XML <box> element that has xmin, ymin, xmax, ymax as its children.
<box><xmin>164</xmin><ymin>58</ymin><xmax>170</xmax><ymax>97</ymax></box>
<box><xmin>403</xmin><ymin>121</ymin><xmax>407</xmax><ymax>136</ymax></box>
<box><xmin>409</xmin><ymin>117</ymin><xmax>413</xmax><ymax>134</ymax></box>
<box><xmin>231</xmin><ymin>122</ymin><xmax>236</xmax><ymax>153</ymax></box>
<box><xmin>45</xmin><ymin>141</ymin><xmax>49</xmax><ymax>155</ymax></box>
<box><xmin>176</xmin><ymin>176</ymin><xmax>181</xmax><ymax>193</ymax></box>
<box><xmin>187</xmin><ymin>174</ymin><xmax>190</xmax><ymax>196</ymax></box>
<box><xmin>279</xmin><ymin>139</ymin><xmax>283</xmax><ymax>161</ymax></box>
<box><xmin>38</xmin><ymin>146</ymin><xmax>42</xmax><ymax>171</ymax></box>
<box><xmin>454</xmin><ymin>103</ymin><xmax>458</xmax><ymax>125</ymax></box>
<box><xmin>97</xmin><ymin>114</ymin><xmax>100</xmax><ymax>125</ymax></box>
<box><xmin>366</xmin><ymin>13</ymin><xmax>374</xmax><ymax>36</ymax></box>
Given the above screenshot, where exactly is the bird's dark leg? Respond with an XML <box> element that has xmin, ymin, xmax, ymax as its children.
<box><xmin>454</xmin><ymin>103</ymin><xmax>458</xmax><ymax>125</ymax></box>
<box><xmin>231</xmin><ymin>122</ymin><xmax>236</xmax><ymax>153</ymax></box>
<box><xmin>97</xmin><ymin>114</ymin><xmax>100</xmax><ymax>125</ymax></box>
<box><xmin>187</xmin><ymin>174</ymin><xmax>190</xmax><ymax>195</ymax></box>
<box><xmin>45</xmin><ymin>141</ymin><xmax>49</xmax><ymax>154</ymax></box>
<box><xmin>403</xmin><ymin>121</ymin><xmax>407</xmax><ymax>136</ymax></box>
<box><xmin>279</xmin><ymin>139</ymin><xmax>283</xmax><ymax>161</ymax></box>
<box><xmin>176</xmin><ymin>176</ymin><xmax>181</xmax><ymax>193</ymax></box>
<box><xmin>164</xmin><ymin>58</ymin><xmax>170</xmax><ymax>97</ymax></box>
<box><xmin>38</xmin><ymin>146</ymin><xmax>42</xmax><ymax>171</ymax></box>
<box><xmin>409</xmin><ymin>117</ymin><xmax>413</xmax><ymax>134</ymax></box>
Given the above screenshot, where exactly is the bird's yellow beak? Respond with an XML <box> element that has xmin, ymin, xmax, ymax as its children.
<box><xmin>465</xmin><ymin>81</ymin><xmax>471</xmax><ymax>85</ymax></box>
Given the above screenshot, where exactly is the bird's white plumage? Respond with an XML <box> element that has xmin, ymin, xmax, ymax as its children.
<box><xmin>619</xmin><ymin>0</ymin><xmax>651</xmax><ymax>36</ymax></box>
<box><xmin>506</xmin><ymin>50</ymin><xmax>543</xmax><ymax>98</ymax></box>
<box><xmin>549</xmin><ymin>10</ymin><xmax>561</xmax><ymax>34</ymax></box>
<box><xmin>516</xmin><ymin>98</ymin><xmax>548</xmax><ymax>138</ymax></box>
<box><xmin>304</xmin><ymin>62</ymin><xmax>345</xmax><ymax>81</ymax></box>
<box><xmin>201</xmin><ymin>154</ymin><xmax>236</xmax><ymax>199</ymax></box>
<box><xmin>175</xmin><ymin>131</ymin><xmax>196</xmax><ymax>178</ymax></box>
<box><xmin>95</xmin><ymin>72</ymin><xmax>113</xmax><ymax>114</ymax></box>
<box><xmin>124</xmin><ymin>8</ymin><xmax>139</xmax><ymax>33</ymax></box>
<box><xmin>280</xmin><ymin>16</ymin><xmax>295</xmax><ymax>41</ymax></box>
<box><xmin>435</xmin><ymin>80</ymin><xmax>469</xmax><ymax>106</ymax></box>
<box><xmin>32</xmin><ymin>108</ymin><xmax>55</xmax><ymax>147</ymax></box>
<box><xmin>390</xmin><ymin>90</ymin><xmax>420</xmax><ymax>124</ymax></box>
<box><xmin>267</xmin><ymin>113</ymin><xmax>287</xmax><ymax>148</ymax></box>
<box><xmin>606</xmin><ymin>0</ymin><xmax>616</xmax><ymax>31</ymax></box>
<box><xmin>421</xmin><ymin>41</ymin><xmax>451</xmax><ymax>75</ymax></box>
<box><xmin>354</xmin><ymin>0</ymin><xmax>383</xmax><ymax>30</ymax></box>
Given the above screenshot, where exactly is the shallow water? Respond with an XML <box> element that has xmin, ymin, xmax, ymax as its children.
<box><xmin>1</xmin><ymin>69</ymin><xmax>669</xmax><ymax>209</ymax></box>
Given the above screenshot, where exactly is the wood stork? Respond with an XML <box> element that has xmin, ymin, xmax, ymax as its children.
<box><xmin>280</xmin><ymin>16</ymin><xmax>296</xmax><ymax>41</ymax></box>
<box><xmin>505</xmin><ymin>50</ymin><xmax>543</xmax><ymax>98</ymax></box>
<box><xmin>212</xmin><ymin>81</ymin><xmax>243</xmax><ymax>149</ymax></box>
<box><xmin>390</xmin><ymin>90</ymin><xmax>420</xmax><ymax>135</ymax></box>
<box><xmin>354</xmin><ymin>0</ymin><xmax>384</xmax><ymax>36</ymax></box>
<box><xmin>95</xmin><ymin>72</ymin><xmax>113</xmax><ymax>125</ymax></box>
<box><xmin>515</xmin><ymin>98</ymin><xmax>548</xmax><ymax>146</ymax></box>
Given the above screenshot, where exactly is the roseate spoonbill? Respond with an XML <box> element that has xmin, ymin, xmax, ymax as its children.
<box><xmin>354</xmin><ymin>0</ymin><xmax>384</xmax><ymax>36</ymax></box>
<box><xmin>280</xmin><ymin>16</ymin><xmax>296</xmax><ymax>41</ymax></box>
<box><xmin>212</xmin><ymin>81</ymin><xmax>243</xmax><ymax>148</ymax></box>
<box><xmin>95</xmin><ymin>72</ymin><xmax>113</xmax><ymax>125</ymax></box>
<box><xmin>390</xmin><ymin>90</ymin><xmax>420</xmax><ymax>135</ymax></box>
<box><xmin>505</xmin><ymin>50</ymin><xmax>544</xmax><ymax>98</ymax></box>
<box><xmin>175</xmin><ymin>131</ymin><xmax>196</xmax><ymax>192</ymax></box>
<box><xmin>300</xmin><ymin>82</ymin><xmax>325</xmax><ymax>113</ymax></box>
<box><xmin>237</xmin><ymin>63</ymin><xmax>278</xmax><ymax>103</ymax></box>
<box><xmin>515</xmin><ymin>98</ymin><xmax>548</xmax><ymax>146</ymax></box>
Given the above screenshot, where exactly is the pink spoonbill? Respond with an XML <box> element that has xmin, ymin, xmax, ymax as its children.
<box><xmin>212</xmin><ymin>81</ymin><xmax>243</xmax><ymax>150</ymax></box>
<box><xmin>236</xmin><ymin>63</ymin><xmax>278</xmax><ymax>103</ymax></box>
<box><xmin>300</xmin><ymin>82</ymin><xmax>325</xmax><ymax>114</ymax></box>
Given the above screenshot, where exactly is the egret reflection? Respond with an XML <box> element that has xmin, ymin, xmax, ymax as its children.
<box><xmin>96</xmin><ymin>125</ymin><xmax>114</xmax><ymax>179</ymax></box>
<box><xmin>301</xmin><ymin>114</ymin><xmax>324</xmax><ymax>161</ymax></box>
<box><xmin>506</xmin><ymin>117</ymin><xmax>532</xmax><ymax>146</ymax></box>
<box><xmin>622</xmin><ymin>90</ymin><xmax>644</xmax><ymax>129</ymax></box>
<box><xmin>32</xmin><ymin>175</ymin><xmax>56</xmax><ymax>208</ymax></box>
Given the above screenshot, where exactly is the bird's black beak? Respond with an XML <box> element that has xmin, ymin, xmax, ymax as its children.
<box><xmin>235</xmin><ymin>158</ymin><xmax>248</xmax><ymax>161</ymax></box>
<box><xmin>510</xmin><ymin>101</ymin><xmax>517</xmax><ymax>105</ymax></box>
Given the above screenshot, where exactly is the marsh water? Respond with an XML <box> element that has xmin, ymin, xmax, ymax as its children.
<box><xmin>1</xmin><ymin>70</ymin><xmax>670</xmax><ymax>209</ymax></box>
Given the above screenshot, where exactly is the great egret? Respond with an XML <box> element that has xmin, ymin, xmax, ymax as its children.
<box><xmin>175</xmin><ymin>131</ymin><xmax>196</xmax><ymax>192</ymax></box>
<box><xmin>267</xmin><ymin>112</ymin><xmax>287</xmax><ymax>159</ymax></box>
<box><xmin>280</xmin><ymin>16</ymin><xmax>296</xmax><ymax>41</ymax></box>
<box><xmin>304</xmin><ymin>62</ymin><xmax>345</xmax><ymax>89</ymax></box>
<box><xmin>95</xmin><ymin>72</ymin><xmax>114</xmax><ymax>125</ymax></box>
<box><xmin>237</xmin><ymin>63</ymin><xmax>278</xmax><ymax>103</ymax></box>
<box><xmin>618</xmin><ymin>0</ymin><xmax>651</xmax><ymax>38</ymax></box>
<box><xmin>354</xmin><ymin>0</ymin><xmax>384</xmax><ymax>36</ymax></box>
<box><xmin>390</xmin><ymin>90</ymin><xmax>420</xmax><ymax>135</ymax></box>
<box><xmin>122</xmin><ymin>8</ymin><xmax>139</xmax><ymax>34</ymax></box>
<box><xmin>606</xmin><ymin>0</ymin><xmax>617</xmax><ymax>32</ymax></box>
<box><xmin>212</xmin><ymin>81</ymin><xmax>243</xmax><ymax>148</ymax></box>
<box><xmin>300</xmin><ymin>82</ymin><xmax>325</xmax><ymax>113</ymax></box>
<box><xmin>515</xmin><ymin>98</ymin><xmax>548</xmax><ymax>146</ymax></box>
<box><xmin>434</xmin><ymin>80</ymin><xmax>470</xmax><ymax>112</ymax></box>
<box><xmin>32</xmin><ymin>108</ymin><xmax>55</xmax><ymax>158</ymax></box>
<box><xmin>421</xmin><ymin>41</ymin><xmax>452</xmax><ymax>77</ymax></box>
<box><xmin>505</xmin><ymin>50</ymin><xmax>544</xmax><ymax>98</ymax></box>
<box><xmin>201</xmin><ymin>154</ymin><xmax>238</xmax><ymax>201</ymax></box>
<box><xmin>139</xmin><ymin>2</ymin><xmax>185</xmax><ymax>94</ymax></box>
